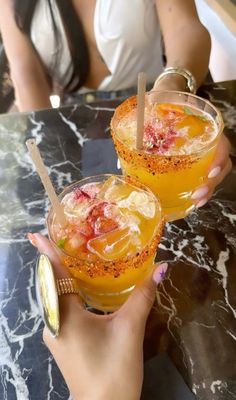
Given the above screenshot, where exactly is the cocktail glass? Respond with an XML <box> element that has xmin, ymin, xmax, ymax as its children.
<box><xmin>47</xmin><ymin>174</ymin><xmax>163</xmax><ymax>311</ymax></box>
<box><xmin>111</xmin><ymin>91</ymin><xmax>224</xmax><ymax>221</ymax></box>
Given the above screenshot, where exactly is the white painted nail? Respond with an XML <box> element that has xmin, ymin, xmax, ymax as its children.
<box><xmin>208</xmin><ymin>166</ymin><xmax>221</xmax><ymax>179</ymax></box>
<box><xmin>191</xmin><ymin>186</ymin><xmax>209</xmax><ymax>200</ymax></box>
<box><xmin>196</xmin><ymin>198</ymin><xmax>208</xmax><ymax>208</ymax></box>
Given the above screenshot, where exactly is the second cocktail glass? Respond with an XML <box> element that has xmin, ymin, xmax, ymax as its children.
<box><xmin>111</xmin><ymin>91</ymin><xmax>224</xmax><ymax>221</ymax></box>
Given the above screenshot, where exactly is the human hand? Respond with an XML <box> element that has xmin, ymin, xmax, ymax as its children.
<box><xmin>29</xmin><ymin>233</ymin><xmax>168</xmax><ymax>400</ymax></box>
<box><xmin>191</xmin><ymin>134</ymin><xmax>232</xmax><ymax>208</ymax></box>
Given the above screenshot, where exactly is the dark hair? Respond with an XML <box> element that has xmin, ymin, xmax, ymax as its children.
<box><xmin>13</xmin><ymin>0</ymin><xmax>89</xmax><ymax>92</ymax></box>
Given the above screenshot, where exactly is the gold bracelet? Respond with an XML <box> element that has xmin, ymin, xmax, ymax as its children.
<box><xmin>155</xmin><ymin>66</ymin><xmax>197</xmax><ymax>94</ymax></box>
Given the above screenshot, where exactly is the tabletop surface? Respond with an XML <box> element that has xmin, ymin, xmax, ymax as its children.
<box><xmin>0</xmin><ymin>81</ymin><xmax>236</xmax><ymax>400</ymax></box>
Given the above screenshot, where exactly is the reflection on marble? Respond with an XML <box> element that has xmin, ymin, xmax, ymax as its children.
<box><xmin>0</xmin><ymin>85</ymin><xmax>235</xmax><ymax>399</ymax></box>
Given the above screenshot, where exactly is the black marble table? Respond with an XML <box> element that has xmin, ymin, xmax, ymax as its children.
<box><xmin>0</xmin><ymin>81</ymin><xmax>236</xmax><ymax>400</ymax></box>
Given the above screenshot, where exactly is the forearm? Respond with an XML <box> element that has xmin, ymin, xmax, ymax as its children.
<box><xmin>11</xmin><ymin>67</ymin><xmax>51</xmax><ymax>112</ymax></box>
<box><xmin>0</xmin><ymin>0</ymin><xmax>52</xmax><ymax>111</ymax></box>
<box><xmin>155</xmin><ymin>0</ymin><xmax>211</xmax><ymax>90</ymax></box>
<box><xmin>164</xmin><ymin>21</ymin><xmax>211</xmax><ymax>87</ymax></box>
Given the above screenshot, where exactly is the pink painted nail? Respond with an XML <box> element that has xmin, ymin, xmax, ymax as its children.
<box><xmin>27</xmin><ymin>232</ymin><xmax>37</xmax><ymax>247</ymax></box>
<box><xmin>208</xmin><ymin>166</ymin><xmax>221</xmax><ymax>179</ymax></box>
<box><xmin>196</xmin><ymin>198</ymin><xmax>208</xmax><ymax>208</ymax></box>
<box><xmin>191</xmin><ymin>186</ymin><xmax>209</xmax><ymax>200</ymax></box>
<box><xmin>153</xmin><ymin>263</ymin><xmax>168</xmax><ymax>284</ymax></box>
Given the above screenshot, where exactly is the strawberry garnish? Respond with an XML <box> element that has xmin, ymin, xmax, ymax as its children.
<box><xmin>143</xmin><ymin>122</ymin><xmax>177</xmax><ymax>153</ymax></box>
<box><xmin>73</xmin><ymin>188</ymin><xmax>91</xmax><ymax>201</ymax></box>
<box><xmin>87</xmin><ymin>202</ymin><xmax>108</xmax><ymax>225</ymax></box>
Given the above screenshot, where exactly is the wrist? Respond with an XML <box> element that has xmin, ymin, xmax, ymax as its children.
<box><xmin>96</xmin><ymin>385</ymin><xmax>140</xmax><ymax>400</ymax></box>
<box><xmin>69</xmin><ymin>383</ymin><xmax>140</xmax><ymax>400</ymax></box>
<box><xmin>154</xmin><ymin>73</ymin><xmax>187</xmax><ymax>92</ymax></box>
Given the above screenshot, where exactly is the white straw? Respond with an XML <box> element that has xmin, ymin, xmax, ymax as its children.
<box><xmin>136</xmin><ymin>72</ymin><xmax>146</xmax><ymax>150</ymax></box>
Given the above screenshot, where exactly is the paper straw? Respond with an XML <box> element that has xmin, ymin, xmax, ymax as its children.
<box><xmin>136</xmin><ymin>72</ymin><xmax>146</xmax><ymax>150</ymax></box>
<box><xmin>26</xmin><ymin>138</ymin><xmax>66</xmax><ymax>227</ymax></box>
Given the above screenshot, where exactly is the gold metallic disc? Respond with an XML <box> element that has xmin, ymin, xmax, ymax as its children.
<box><xmin>36</xmin><ymin>254</ymin><xmax>60</xmax><ymax>338</ymax></box>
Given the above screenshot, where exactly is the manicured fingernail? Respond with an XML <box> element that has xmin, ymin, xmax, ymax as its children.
<box><xmin>191</xmin><ymin>186</ymin><xmax>209</xmax><ymax>200</ymax></box>
<box><xmin>153</xmin><ymin>263</ymin><xmax>168</xmax><ymax>284</ymax></box>
<box><xmin>208</xmin><ymin>166</ymin><xmax>221</xmax><ymax>179</ymax></box>
<box><xmin>27</xmin><ymin>232</ymin><xmax>37</xmax><ymax>247</ymax></box>
<box><xmin>196</xmin><ymin>198</ymin><xmax>208</xmax><ymax>208</ymax></box>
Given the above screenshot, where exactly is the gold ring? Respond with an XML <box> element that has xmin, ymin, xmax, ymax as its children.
<box><xmin>56</xmin><ymin>278</ymin><xmax>80</xmax><ymax>296</ymax></box>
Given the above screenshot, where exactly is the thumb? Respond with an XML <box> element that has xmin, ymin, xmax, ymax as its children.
<box><xmin>119</xmin><ymin>263</ymin><xmax>168</xmax><ymax>324</ymax></box>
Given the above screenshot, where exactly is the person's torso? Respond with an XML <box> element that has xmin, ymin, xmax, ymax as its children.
<box><xmin>30</xmin><ymin>0</ymin><xmax>164</xmax><ymax>91</ymax></box>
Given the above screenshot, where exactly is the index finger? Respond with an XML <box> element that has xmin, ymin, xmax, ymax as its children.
<box><xmin>28</xmin><ymin>232</ymin><xmax>69</xmax><ymax>279</ymax></box>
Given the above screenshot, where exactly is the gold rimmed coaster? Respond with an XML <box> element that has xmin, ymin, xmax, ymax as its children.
<box><xmin>36</xmin><ymin>254</ymin><xmax>80</xmax><ymax>338</ymax></box>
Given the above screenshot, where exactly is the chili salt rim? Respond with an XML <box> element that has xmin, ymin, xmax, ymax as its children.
<box><xmin>110</xmin><ymin>93</ymin><xmax>223</xmax><ymax>174</ymax></box>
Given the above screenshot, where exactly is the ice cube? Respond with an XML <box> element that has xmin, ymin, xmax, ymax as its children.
<box><xmin>63</xmin><ymin>232</ymin><xmax>86</xmax><ymax>256</ymax></box>
<box><xmin>98</xmin><ymin>176</ymin><xmax>130</xmax><ymax>202</ymax></box>
<box><xmin>62</xmin><ymin>192</ymin><xmax>94</xmax><ymax>221</ymax></box>
<box><xmin>118</xmin><ymin>191</ymin><xmax>155</xmax><ymax>218</ymax></box>
<box><xmin>97</xmin><ymin>176</ymin><xmax>117</xmax><ymax>197</ymax></box>
<box><xmin>77</xmin><ymin>219</ymin><xmax>94</xmax><ymax>238</ymax></box>
<box><xmin>94</xmin><ymin>216</ymin><xmax>119</xmax><ymax>235</ymax></box>
<box><xmin>69</xmin><ymin>233</ymin><xmax>86</xmax><ymax>249</ymax></box>
<box><xmin>87</xmin><ymin>226</ymin><xmax>132</xmax><ymax>261</ymax></box>
<box><xmin>126</xmin><ymin>213</ymin><xmax>140</xmax><ymax>234</ymax></box>
<box><xmin>80</xmin><ymin>183</ymin><xmax>100</xmax><ymax>199</ymax></box>
<box><xmin>103</xmin><ymin>203</ymin><xmax>120</xmax><ymax>220</ymax></box>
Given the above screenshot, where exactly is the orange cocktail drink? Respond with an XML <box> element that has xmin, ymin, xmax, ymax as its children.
<box><xmin>47</xmin><ymin>175</ymin><xmax>163</xmax><ymax>311</ymax></box>
<box><xmin>111</xmin><ymin>91</ymin><xmax>223</xmax><ymax>221</ymax></box>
